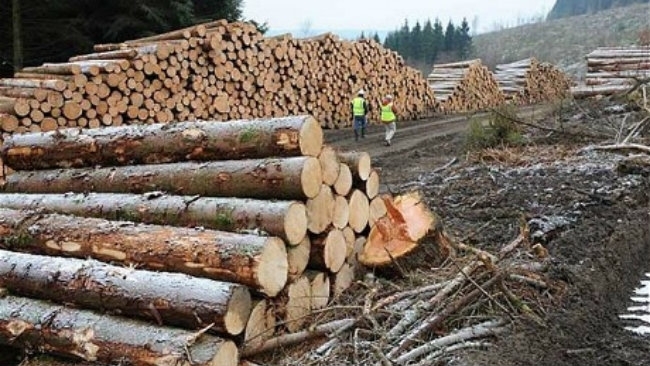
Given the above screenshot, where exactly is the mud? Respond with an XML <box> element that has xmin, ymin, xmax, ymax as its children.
<box><xmin>347</xmin><ymin>101</ymin><xmax>650</xmax><ymax>366</ymax></box>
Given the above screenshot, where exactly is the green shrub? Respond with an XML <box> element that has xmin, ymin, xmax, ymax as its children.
<box><xmin>465</xmin><ymin>105</ymin><xmax>524</xmax><ymax>150</ymax></box>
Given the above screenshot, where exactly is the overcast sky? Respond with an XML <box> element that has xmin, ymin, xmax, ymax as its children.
<box><xmin>243</xmin><ymin>0</ymin><xmax>556</xmax><ymax>34</ymax></box>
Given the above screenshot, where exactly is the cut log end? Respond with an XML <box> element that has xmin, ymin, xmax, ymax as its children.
<box><xmin>210</xmin><ymin>340</ymin><xmax>239</xmax><ymax>366</ymax></box>
<box><xmin>225</xmin><ymin>287</ymin><xmax>253</xmax><ymax>336</ymax></box>
<box><xmin>288</xmin><ymin>235</ymin><xmax>311</xmax><ymax>280</ymax></box>
<box><xmin>244</xmin><ymin>300</ymin><xmax>275</xmax><ymax>350</ymax></box>
<box><xmin>318</xmin><ymin>145</ymin><xmax>340</xmax><ymax>186</ymax></box>
<box><xmin>308</xmin><ymin>271</ymin><xmax>331</xmax><ymax>310</ymax></box>
<box><xmin>258</xmin><ymin>238</ymin><xmax>289</xmax><ymax>297</ymax></box>
<box><xmin>348</xmin><ymin>189</ymin><xmax>370</xmax><ymax>233</ymax></box>
<box><xmin>306</xmin><ymin>185</ymin><xmax>334</xmax><ymax>234</ymax></box>
<box><xmin>359</xmin><ymin>192</ymin><xmax>437</xmax><ymax>267</ymax></box>
<box><xmin>365</xmin><ymin>170</ymin><xmax>380</xmax><ymax>199</ymax></box>
<box><xmin>311</xmin><ymin>228</ymin><xmax>347</xmax><ymax>273</ymax></box>
<box><xmin>332</xmin><ymin>195</ymin><xmax>350</xmax><ymax>230</ymax></box>
<box><xmin>301</xmin><ymin>157</ymin><xmax>323</xmax><ymax>199</ymax></box>
<box><xmin>284</xmin><ymin>276</ymin><xmax>311</xmax><ymax>332</ymax></box>
<box><xmin>357</xmin><ymin>152</ymin><xmax>372</xmax><ymax>181</ymax></box>
<box><xmin>299</xmin><ymin>116</ymin><xmax>324</xmax><ymax>157</ymax></box>
<box><xmin>334</xmin><ymin>162</ymin><xmax>353</xmax><ymax>196</ymax></box>
<box><xmin>284</xmin><ymin>202</ymin><xmax>308</xmax><ymax>246</ymax></box>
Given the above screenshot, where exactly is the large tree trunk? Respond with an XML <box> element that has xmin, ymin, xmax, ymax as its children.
<box><xmin>0</xmin><ymin>250</ymin><xmax>252</xmax><ymax>336</ymax></box>
<box><xmin>0</xmin><ymin>295</ymin><xmax>239</xmax><ymax>366</ymax></box>
<box><xmin>0</xmin><ymin>192</ymin><xmax>307</xmax><ymax>246</ymax></box>
<box><xmin>1</xmin><ymin>157</ymin><xmax>323</xmax><ymax>201</ymax></box>
<box><xmin>1</xmin><ymin>116</ymin><xmax>323</xmax><ymax>171</ymax></box>
<box><xmin>0</xmin><ymin>208</ymin><xmax>288</xmax><ymax>297</ymax></box>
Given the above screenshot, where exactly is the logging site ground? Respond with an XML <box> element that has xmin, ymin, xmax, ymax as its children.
<box><xmin>315</xmin><ymin>99</ymin><xmax>650</xmax><ymax>366</ymax></box>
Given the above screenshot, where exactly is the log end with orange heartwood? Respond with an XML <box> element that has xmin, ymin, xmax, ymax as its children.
<box><xmin>359</xmin><ymin>191</ymin><xmax>452</xmax><ymax>267</ymax></box>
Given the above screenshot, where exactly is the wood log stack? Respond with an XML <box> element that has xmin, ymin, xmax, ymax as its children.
<box><xmin>0</xmin><ymin>20</ymin><xmax>436</xmax><ymax>138</ymax></box>
<box><xmin>572</xmin><ymin>46</ymin><xmax>650</xmax><ymax>98</ymax></box>
<box><xmin>494</xmin><ymin>58</ymin><xmax>572</xmax><ymax>104</ymax></box>
<box><xmin>0</xmin><ymin>115</ymin><xmax>402</xmax><ymax>365</ymax></box>
<box><xmin>426</xmin><ymin>59</ymin><xmax>505</xmax><ymax>114</ymax></box>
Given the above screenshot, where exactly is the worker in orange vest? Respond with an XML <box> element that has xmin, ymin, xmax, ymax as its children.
<box><xmin>380</xmin><ymin>94</ymin><xmax>397</xmax><ymax>146</ymax></box>
<box><xmin>351</xmin><ymin>89</ymin><xmax>369</xmax><ymax>141</ymax></box>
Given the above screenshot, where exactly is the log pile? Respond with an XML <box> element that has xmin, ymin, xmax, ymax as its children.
<box><xmin>0</xmin><ymin>115</ymin><xmax>440</xmax><ymax>365</ymax></box>
<box><xmin>0</xmin><ymin>20</ymin><xmax>436</xmax><ymax>137</ymax></box>
<box><xmin>573</xmin><ymin>46</ymin><xmax>650</xmax><ymax>98</ymax></box>
<box><xmin>427</xmin><ymin>59</ymin><xmax>505</xmax><ymax>113</ymax></box>
<box><xmin>494</xmin><ymin>58</ymin><xmax>572</xmax><ymax>104</ymax></box>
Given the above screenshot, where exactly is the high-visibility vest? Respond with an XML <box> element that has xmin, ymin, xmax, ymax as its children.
<box><xmin>352</xmin><ymin>97</ymin><xmax>366</xmax><ymax>116</ymax></box>
<box><xmin>380</xmin><ymin>103</ymin><xmax>396</xmax><ymax>123</ymax></box>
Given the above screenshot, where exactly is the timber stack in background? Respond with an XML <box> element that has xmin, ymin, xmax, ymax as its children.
<box><xmin>494</xmin><ymin>58</ymin><xmax>572</xmax><ymax>104</ymax></box>
<box><xmin>572</xmin><ymin>46</ymin><xmax>650</xmax><ymax>98</ymax></box>
<box><xmin>0</xmin><ymin>20</ymin><xmax>436</xmax><ymax>136</ymax></box>
<box><xmin>426</xmin><ymin>59</ymin><xmax>506</xmax><ymax>114</ymax></box>
<box><xmin>0</xmin><ymin>115</ymin><xmax>400</xmax><ymax>365</ymax></box>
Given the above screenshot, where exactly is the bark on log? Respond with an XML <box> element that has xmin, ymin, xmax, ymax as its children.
<box><xmin>1</xmin><ymin>157</ymin><xmax>323</xmax><ymax>201</ymax></box>
<box><xmin>0</xmin><ymin>208</ymin><xmax>288</xmax><ymax>297</ymax></box>
<box><xmin>0</xmin><ymin>192</ymin><xmax>307</xmax><ymax>245</ymax></box>
<box><xmin>0</xmin><ymin>250</ymin><xmax>252</xmax><ymax>335</ymax></box>
<box><xmin>1</xmin><ymin>116</ymin><xmax>324</xmax><ymax>171</ymax></box>
<box><xmin>0</xmin><ymin>295</ymin><xmax>239</xmax><ymax>366</ymax></box>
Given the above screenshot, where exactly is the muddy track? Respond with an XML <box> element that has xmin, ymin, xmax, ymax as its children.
<box><xmin>325</xmin><ymin>104</ymin><xmax>555</xmax><ymax>157</ymax></box>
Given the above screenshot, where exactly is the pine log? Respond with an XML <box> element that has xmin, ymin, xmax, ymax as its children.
<box><xmin>0</xmin><ymin>250</ymin><xmax>251</xmax><ymax>335</ymax></box>
<box><xmin>330</xmin><ymin>262</ymin><xmax>355</xmax><ymax>298</ymax></box>
<box><xmin>275</xmin><ymin>276</ymin><xmax>311</xmax><ymax>332</ymax></box>
<box><xmin>1</xmin><ymin>115</ymin><xmax>324</xmax><ymax>171</ymax></box>
<box><xmin>243</xmin><ymin>300</ymin><xmax>276</xmax><ymax>350</ymax></box>
<box><xmin>0</xmin><ymin>192</ymin><xmax>307</xmax><ymax>245</ymax></box>
<box><xmin>308</xmin><ymin>229</ymin><xmax>347</xmax><ymax>273</ymax></box>
<box><xmin>318</xmin><ymin>145</ymin><xmax>340</xmax><ymax>185</ymax></box>
<box><xmin>306</xmin><ymin>185</ymin><xmax>335</xmax><ymax>234</ymax></box>
<box><xmin>0</xmin><ymin>295</ymin><xmax>239</xmax><ymax>366</ymax></box>
<box><xmin>337</xmin><ymin>151</ymin><xmax>371</xmax><ymax>180</ymax></box>
<box><xmin>333</xmin><ymin>162</ymin><xmax>353</xmax><ymax>196</ymax></box>
<box><xmin>0</xmin><ymin>78</ymin><xmax>66</xmax><ymax>92</ymax></box>
<box><xmin>288</xmin><ymin>236</ymin><xmax>311</xmax><ymax>280</ymax></box>
<box><xmin>363</xmin><ymin>169</ymin><xmax>380</xmax><ymax>199</ymax></box>
<box><xmin>1</xmin><ymin>157</ymin><xmax>323</xmax><ymax>201</ymax></box>
<box><xmin>0</xmin><ymin>208</ymin><xmax>288</xmax><ymax>296</ymax></box>
<box><xmin>348</xmin><ymin>189</ymin><xmax>370</xmax><ymax>233</ymax></box>
<box><xmin>359</xmin><ymin>192</ymin><xmax>442</xmax><ymax>267</ymax></box>
<box><xmin>306</xmin><ymin>271</ymin><xmax>331</xmax><ymax>310</ymax></box>
<box><xmin>332</xmin><ymin>195</ymin><xmax>350</xmax><ymax>229</ymax></box>
<box><xmin>369</xmin><ymin>195</ymin><xmax>388</xmax><ymax>227</ymax></box>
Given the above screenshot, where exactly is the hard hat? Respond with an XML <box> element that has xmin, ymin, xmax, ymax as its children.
<box><xmin>385</xmin><ymin>94</ymin><xmax>393</xmax><ymax>100</ymax></box>
<box><xmin>358</xmin><ymin>89</ymin><xmax>365</xmax><ymax>95</ymax></box>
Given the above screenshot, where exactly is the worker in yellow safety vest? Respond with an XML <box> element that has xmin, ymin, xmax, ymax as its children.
<box><xmin>350</xmin><ymin>89</ymin><xmax>369</xmax><ymax>141</ymax></box>
<box><xmin>380</xmin><ymin>94</ymin><xmax>397</xmax><ymax>146</ymax></box>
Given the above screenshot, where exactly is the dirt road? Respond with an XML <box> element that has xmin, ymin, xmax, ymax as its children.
<box><xmin>325</xmin><ymin>104</ymin><xmax>555</xmax><ymax>157</ymax></box>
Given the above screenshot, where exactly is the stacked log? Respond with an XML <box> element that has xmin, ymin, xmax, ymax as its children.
<box><xmin>572</xmin><ymin>46</ymin><xmax>650</xmax><ymax>98</ymax></box>
<box><xmin>426</xmin><ymin>59</ymin><xmax>505</xmax><ymax>113</ymax></box>
<box><xmin>494</xmin><ymin>58</ymin><xmax>572</xmax><ymax>104</ymax></box>
<box><xmin>0</xmin><ymin>115</ymin><xmax>402</xmax><ymax>363</ymax></box>
<box><xmin>0</xmin><ymin>20</ymin><xmax>436</xmax><ymax>138</ymax></box>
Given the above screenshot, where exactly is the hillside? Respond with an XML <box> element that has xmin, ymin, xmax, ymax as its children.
<box><xmin>548</xmin><ymin>0</ymin><xmax>649</xmax><ymax>19</ymax></box>
<box><xmin>473</xmin><ymin>2</ymin><xmax>650</xmax><ymax>77</ymax></box>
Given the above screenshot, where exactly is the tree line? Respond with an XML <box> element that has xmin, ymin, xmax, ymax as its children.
<box><xmin>380</xmin><ymin>18</ymin><xmax>472</xmax><ymax>68</ymax></box>
<box><xmin>1</xmin><ymin>0</ymin><xmax>263</xmax><ymax>77</ymax></box>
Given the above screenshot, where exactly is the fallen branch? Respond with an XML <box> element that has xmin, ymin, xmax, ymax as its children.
<box><xmin>416</xmin><ymin>341</ymin><xmax>493</xmax><ymax>365</ymax></box>
<box><xmin>394</xmin><ymin>320</ymin><xmax>508</xmax><ymax>365</ymax></box>
<box><xmin>242</xmin><ymin>318</ymin><xmax>356</xmax><ymax>357</ymax></box>
<box><xmin>580</xmin><ymin>143</ymin><xmax>650</xmax><ymax>155</ymax></box>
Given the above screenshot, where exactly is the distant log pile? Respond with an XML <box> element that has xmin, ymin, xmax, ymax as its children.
<box><xmin>494</xmin><ymin>58</ymin><xmax>572</xmax><ymax>104</ymax></box>
<box><xmin>0</xmin><ymin>20</ymin><xmax>436</xmax><ymax>137</ymax></box>
<box><xmin>572</xmin><ymin>46</ymin><xmax>650</xmax><ymax>98</ymax></box>
<box><xmin>0</xmin><ymin>115</ymin><xmax>442</xmax><ymax>364</ymax></box>
<box><xmin>427</xmin><ymin>59</ymin><xmax>505</xmax><ymax>113</ymax></box>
